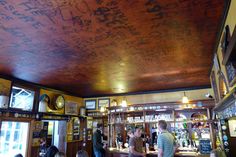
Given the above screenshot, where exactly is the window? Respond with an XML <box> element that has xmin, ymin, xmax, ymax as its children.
<box><xmin>10</xmin><ymin>86</ymin><xmax>35</xmax><ymax>111</ymax></box>
<box><xmin>0</xmin><ymin>121</ymin><xmax>29</xmax><ymax>157</ymax></box>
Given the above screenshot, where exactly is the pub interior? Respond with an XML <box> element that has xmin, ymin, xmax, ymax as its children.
<box><xmin>0</xmin><ymin>0</ymin><xmax>236</xmax><ymax>157</ymax></box>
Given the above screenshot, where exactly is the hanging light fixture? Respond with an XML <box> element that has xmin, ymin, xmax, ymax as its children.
<box><xmin>111</xmin><ymin>99</ymin><xmax>118</xmax><ymax>106</ymax></box>
<box><xmin>182</xmin><ymin>92</ymin><xmax>189</xmax><ymax>104</ymax></box>
<box><xmin>100</xmin><ymin>106</ymin><xmax>106</xmax><ymax>112</ymax></box>
<box><xmin>121</xmin><ymin>97</ymin><xmax>127</xmax><ymax>107</ymax></box>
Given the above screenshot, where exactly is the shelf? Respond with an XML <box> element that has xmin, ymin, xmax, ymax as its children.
<box><xmin>87</xmin><ymin>110</ymin><xmax>104</xmax><ymax>112</ymax></box>
<box><xmin>109</xmin><ymin>108</ymin><xmax>208</xmax><ymax>115</ymax></box>
<box><xmin>109</xmin><ymin>110</ymin><xmax>144</xmax><ymax>115</ymax></box>
<box><xmin>223</xmin><ymin>25</ymin><xmax>236</xmax><ymax>65</ymax></box>
<box><xmin>107</xmin><ymin>99</ymin><xmax>214</xmax><ymax>111</ymax></box>
<box><xmin>108</xmin><ymin>122</ymin><xmax>144</xmax><ymax>125</ymax></box>
<box><xmin>87</xmin><ymin>115</ymin><xmax>108</xmax><ymax>118</ymax></box>
<box><xmin>108</xmin><ymin>119</ymin><xmax>213</xmax><ymax>125</ymax></box>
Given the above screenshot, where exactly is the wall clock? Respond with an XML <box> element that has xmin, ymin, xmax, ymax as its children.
<box><xmin>53</xmin><ymin>95</ymin><xmax>65</xmax><ymax>110</ymax></box>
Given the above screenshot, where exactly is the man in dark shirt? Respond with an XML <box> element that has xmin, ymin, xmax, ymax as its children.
<box><xmin>93</xmin><ymin>123</ymin><xmax>106</xmax><ymax>157</ymax></box>
<box><xmin>129</xmin><ymin>127</ymin><xmax>146</xmax><ymax>157</ymax></box>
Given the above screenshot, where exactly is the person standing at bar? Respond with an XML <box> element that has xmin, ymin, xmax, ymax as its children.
<box><xmin>127</xmin><ymin>129</ymin><xmax>135</xmax><ymax>157</ymax></box>
<box><xmin>93</xmin><ymin>123</ymin><xmax>106</xmax><ymax>157</ymax></box>
<box><xmin>129</xmin><ymin>127</ymin><xmax>146</xmax><ymax>157</ymax></box>
<box><xmin>157</xmin><ymin>120</ymin><xmax>175</xmax><ymax>157</ymax></box>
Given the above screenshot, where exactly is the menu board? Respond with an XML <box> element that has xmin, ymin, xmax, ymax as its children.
<box><xmin>199</xmin><ymin>139</ymin><xmax>212</xmax><ymax>154</ymax></box>
<box><xmin>226</xmin><ymin>62</ymin><xmax>236</xmax><ymax>86</ymax></box>
<box><xmin>73</xmin><ymin>118</ymin><xmax>80</xmax><ymax>140</ymax></box>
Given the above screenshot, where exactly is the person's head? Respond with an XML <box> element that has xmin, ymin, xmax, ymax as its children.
<box><xmin>76</xmin><ymin>150</ymin><xmax>89</xmax><ymax>157</ymax></box>
<box><xmin>45</xmin><ymin>145</ymin><xmax>59</xmax><ymax>157</ymax></box>
<box><xmin>127</xmin><ymin>129</ymin><xmax>134</xmax><ymax>138</ymax></box>
<box><xmin>158</xmin><ymin>120</ymin><xmax>167</xmax><ymax>132</ymax></box>
<box><xmin>54</xmin><ymin>152</ymin><xmax>65</xmax><ymax>157</ymax></box>
<box><xmin>97</xmin><ymin>123</ymin><xmax>103</xmax><ymax>131</ymax></box>
<box><xmin>134</xmin><ymin>127</ymin><xmax>142</xmax><ymax>137</ymax></box>
<box><xmin>210</xmin><ymin>149</ymin><xmax>226</xmax><ymax>157</ymax></box>
<box><xmin>15</xmin><ymin>154</ymin><xmax>23</xmax><ymax>157</ymax></box>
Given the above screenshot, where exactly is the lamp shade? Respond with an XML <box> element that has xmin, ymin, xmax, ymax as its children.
<box><xmin>182</xmin><ymin>92</ymin><xmax>189</xmax><ymax>104</ymax></box>
<box><xmin>121</xmin><ymin>98</ymin><xmax>127</xmax><ymax>107</ymax></box>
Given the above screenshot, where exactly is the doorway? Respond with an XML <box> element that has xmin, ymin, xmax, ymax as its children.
<box><xmin>42</xmin><ymin>120</ymin><xmax>67</xmax><ymax>153</ymax></box>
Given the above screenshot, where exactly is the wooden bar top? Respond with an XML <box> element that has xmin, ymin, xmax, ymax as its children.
<box><xmin>107</xmin><ymin>148</ymin><xmax>209</xmax><ymax>157</ymax></box>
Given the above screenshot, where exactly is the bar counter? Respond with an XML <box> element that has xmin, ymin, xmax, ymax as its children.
<box><xmin>107</xmin><ymin>148</ymin><xmax>209</xmax><ymax>157</ymax></box>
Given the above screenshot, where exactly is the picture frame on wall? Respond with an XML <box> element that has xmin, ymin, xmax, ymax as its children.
<box><xmin>65</xmin><ymin>101</ymin><xmax>78</xmax><ymax>115</ymax></box>
<box><xmin>213</xmin><ymin>53</ymin><xmax>220</xmax><ymax>73</ymax></box>
<box><xmin>85</xmin><ymin>99</ymin><xmax>96</xmax><ymax>110</ymax></box>
<box><xmin>210</xmin><ymin>71</ymin><xmax>220</xmax><ymax>103</ymax></box>
<box><xmin>228</xmin><ymin>119</ymin><xmax>236</xmax><ymax>137</ymax></box>
<box><xmin>98</xmin><ymin>98</ymin><xmax>110</xmax><ymax>109</ymax></box>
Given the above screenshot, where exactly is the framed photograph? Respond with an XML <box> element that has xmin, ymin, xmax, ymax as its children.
<box><xmin>210</xmin><ymin>71</ymin><xmax>219</xmax><ymax>103</ymax></box>
<box><xmin>228</xmin><ymin>119</ymin><xmax>236</xmax><ymax>137</ymax></box>
<box><xmin>98</xmin><ymin>98</ymin><xmax>110</xmax><ymax>109</ymax></box>
<box><xmin>85</xmin><ymin>99</ymin><xmax>96</xmax><ymax>110</ymax></box>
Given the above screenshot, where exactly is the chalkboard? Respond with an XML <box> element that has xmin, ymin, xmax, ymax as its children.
<box><xmin>226</xmin><ymin>62</ymin><xmax>236</xmax><ymax>86</ymax></box>
<box><xmin>199</xmin><ymin>139</ymin><xmax>212</xmax><ymax>154</ymax></box>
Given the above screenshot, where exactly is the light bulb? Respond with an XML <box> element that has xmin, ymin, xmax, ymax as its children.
<box><xmin>121</xmin><ymin>99</ymin><xmax>127</xmax><ymax>107</ymax></box>
<box><xmin>100</xmin><ymin>106</ymin><xmax>105</xmax><ymax>112</ymax></box>
<box><xmin>182</xmin><ymin>93</ymin><xmax>189</xmax><ymax>104</ymax></box>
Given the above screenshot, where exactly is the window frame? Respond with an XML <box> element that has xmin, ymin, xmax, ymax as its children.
<box><xmin>8</xmin><ymin>83</ymin><xmax>39</xmax><ymax>113</ymax></box>
<box><xmin>0</xmin><ymin>120</ymin><xmax>31</xmax><ymax>157</ymax></box>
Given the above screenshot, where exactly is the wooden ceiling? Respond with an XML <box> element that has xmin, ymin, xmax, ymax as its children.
<box><xmin>0</xmin><ymin>0</ymin><xmax>228</xmax><ymax>97</ymax></box>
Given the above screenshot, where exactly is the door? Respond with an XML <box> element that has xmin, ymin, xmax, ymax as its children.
<box><xmin>53</xmin><ymin>121</ymin><xmax>67</xmax><ymax>153</ymax></box>
<box><xmin>0</xmin><ymin>121</ymin><xmax>29</xmax><ymax>157</ymax></box>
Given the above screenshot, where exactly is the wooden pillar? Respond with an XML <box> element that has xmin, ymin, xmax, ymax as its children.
<box><xmin>207</xmin><ymin>108</ymin><xmax>215</xmax><ymax>149</ymax></box>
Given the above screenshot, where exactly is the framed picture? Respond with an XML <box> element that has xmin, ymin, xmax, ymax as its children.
<box><xmin>228</xmin><ymin>119</ymin><xmax>236</xmax><ymax>137</ymax></box>
<box><xmin>65</xmin><ymin>101</ymin><xmax>78</xmax><ymax>115</ymax></box>
<box><xmin>210</xmin><ymin>71</ymin><xmax>219</xmax><ymax>103</ymax></box>
<box><xmin>98</xmin><ymin>98</ymin><xmax>110</xmax><ymax>109</ymax></box>
<box><xmin>213</xmin><ymin>54</ymin><xmax>220</xmax><ymax>73</ymax></box>
<box><xmin>87</xmin><ymin>118</ymin><xmax>93</xmax><ymax>129</ymax></box>
<box><xmin>85</xmin><ymin>99</ymin><xmax>96</xmax><ymax>110</ymax></box>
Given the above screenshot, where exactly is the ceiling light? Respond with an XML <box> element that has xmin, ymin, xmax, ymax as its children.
<box><xmin>111</xmin><ymin>99</ymin><xmax>118</xmax><ymax>106</ymax></box>
<box><xmin>182</xmin><ymin>92</ymin><xmax>189</xmax><ymax>104</ymax></box>
<box><xmin>100</xmin><ymin>106</ymin><xmax>105</xmax><ymax>112</ymax></box>
<box><xmin>129</xmin><ymin>106</ymin><xmax>134</xmax><ymax>111</ymax></box>
<box><xmin>121</xmin><ymin>97</ymin><xmax>127</xmax><ymax>107</ymax></box>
